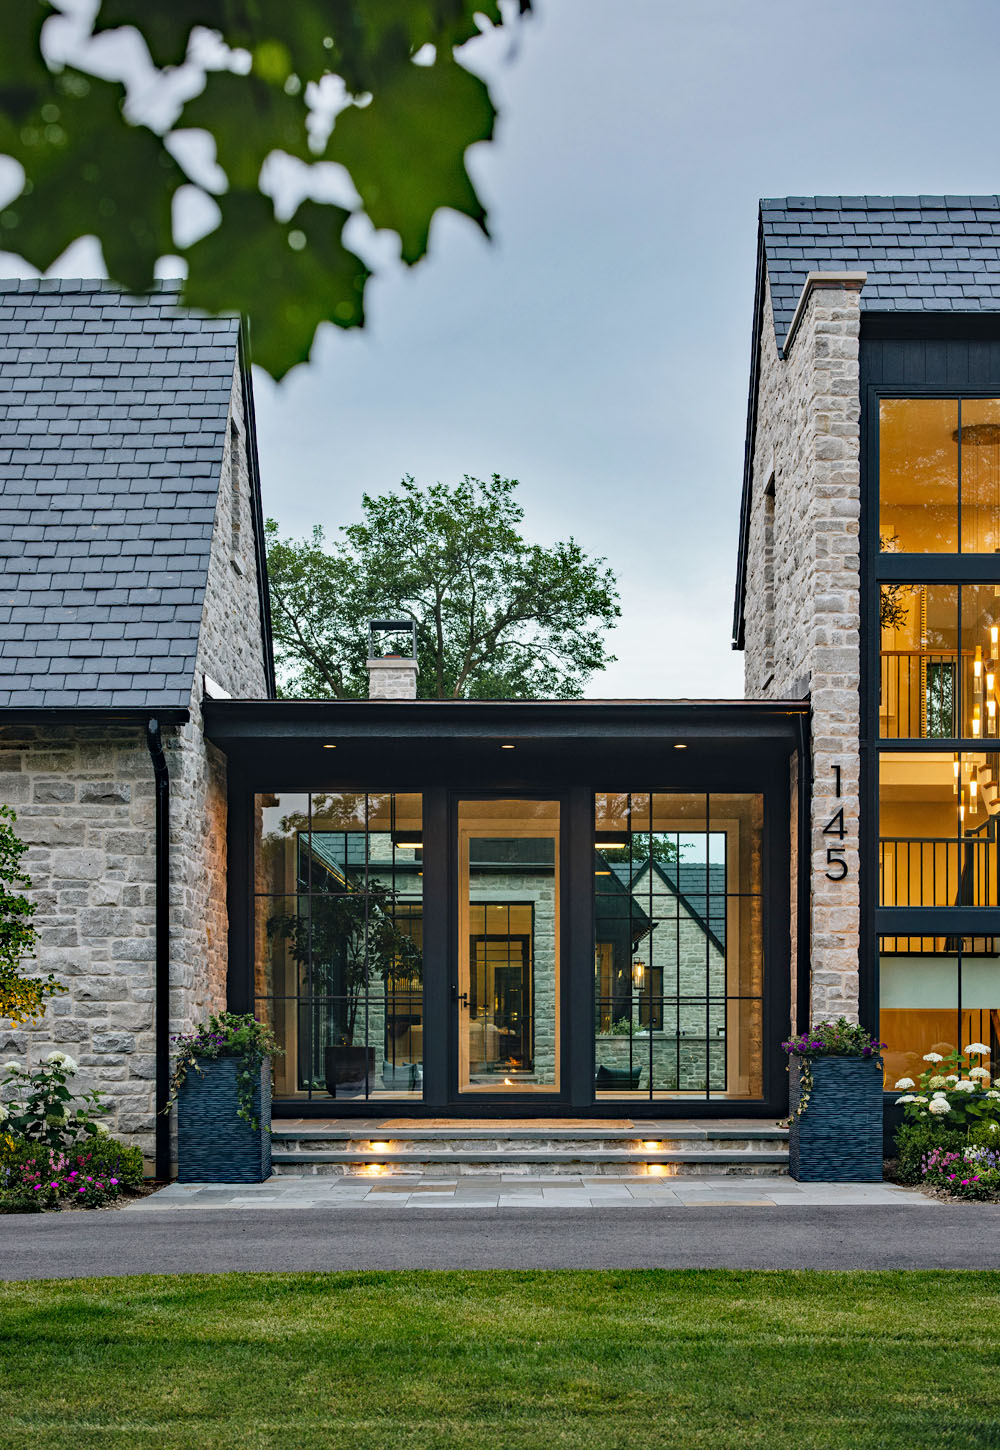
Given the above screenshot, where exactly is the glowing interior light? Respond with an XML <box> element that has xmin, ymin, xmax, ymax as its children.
<box><xmin>992</xmin><ymin>625</ymin><xmax>998</xmax><ymax>650</ymax></box>
<box><xmin>988</xmin><ymin>674</ymin><xmax>996</xmax><ymax>695</ymax></box>
<box><xmin>973</xmin><ymin>716</ymin><xmax>982</xmax><ymax>736</ymax></box>
<box><xmin>976</xmin><ymin>646</ymin><xmax>984</xmax><ymax>678</ymax></box>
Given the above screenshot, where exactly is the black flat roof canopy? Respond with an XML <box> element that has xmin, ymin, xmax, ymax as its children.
<box><xmin>204</xmin><ymin>697</ymin><xmax>809</xmax><ymax>790</ymax></box>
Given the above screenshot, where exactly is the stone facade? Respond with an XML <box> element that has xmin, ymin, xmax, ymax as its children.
<box><xmin>741</xmin><ymin>275</ymin><xmax>863</xmax><ymax>1023</ymax></box>
<box><xmin>0</xmin><ymin>361</ymin><xmax>269</xmax><ymax>1162</ymax></box>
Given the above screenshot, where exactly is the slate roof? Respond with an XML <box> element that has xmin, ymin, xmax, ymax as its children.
<box><xmin>761</xmin><ymin>195</ymin><xmax>1000</xmax><ymax>353</ymax></box>
<box><xmin>735</xmin><ymin>196</ymin><xmax>1000</xmax><ymax>649</ymax></box>
<box><xmin>0</xmin><ymin>277</ymin><xmax>252</xmax><ymax>712</ymax></box>
<box><xmin>610</xmin><ymin>859</ymin><xmax>726</xmax><ymax>951</ymax></box>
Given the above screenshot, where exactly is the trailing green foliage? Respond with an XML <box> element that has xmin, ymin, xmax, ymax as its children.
<box><xmin>167</xmin><ymin>1011</ymin><xmax>281</xmax><ymax>1131</ymax></box>
<box><xmin>266</xmin><ymin>475</ymin><xmax>620</xmax><ymax>699</ymax></box>
<box><xmin>0</xmin><ymin>0</ymin><xmax>532</xmax><ymax>378</ymax></box>
<box><xmin>0</xmin><ymin>804</ymin><xmax>63</xmax><ymax>1024</ymax></box>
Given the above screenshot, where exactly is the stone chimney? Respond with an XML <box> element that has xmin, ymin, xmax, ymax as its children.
<box><xmin>366</xmin><ymin>618</ymin><xmax>418</xmax><ymax>700</ymax></box>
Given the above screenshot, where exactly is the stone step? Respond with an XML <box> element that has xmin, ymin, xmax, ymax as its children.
<box><xmin>272</xmin><ymin>1125</ymin><xmax>788</xmax><ymax>1146</ymax></box>
<box><xmin>271</xmin><ymin>1148</ymin><xmax>789</xmax><ymax>1178</ymax></box>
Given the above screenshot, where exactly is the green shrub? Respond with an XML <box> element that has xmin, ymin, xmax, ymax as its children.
<box><xmin>2</xmin><ymin>1134</ymin><xmax>142</xmax><ymax>1210</ymax></box>
<box><xmin>893</xmin><ymin>1120</ymin><xmax>964</xmax><ymax>1184</ymax></box>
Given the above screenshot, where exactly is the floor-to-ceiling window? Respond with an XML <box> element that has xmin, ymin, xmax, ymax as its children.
<box><xmin>254</xmin><ymin>791</ymin><xmax>424</xmax><ymax>1100</ymax></box>
<box><xmin>593</xmin><ymin>791</ymin><xmax>764</xmax><ymax>1099</ymax></box>
<box><xmin>874</xmin><ymin>391</ymin><xmax>1000</xmax><ymax>1084</ymax></box>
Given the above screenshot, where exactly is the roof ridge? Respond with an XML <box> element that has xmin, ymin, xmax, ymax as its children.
<box><xmin>760</xmin><ymin>194</ymin><xmax>1000</xmax><ymax>210</ymax></box>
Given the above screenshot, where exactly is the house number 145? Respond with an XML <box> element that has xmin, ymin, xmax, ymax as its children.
<box><xmin>823</xmin><ymin>765</ymin><xmax>850</xmax><ymax>880</ymax></box>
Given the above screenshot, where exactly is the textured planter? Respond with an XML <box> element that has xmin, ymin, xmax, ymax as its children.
<box><xmin>176</xmin><ymin>1055</ymin><xmax>271</xmax><ymax>1183</ymax></box>
<box><xmin>788</xmin><ymin>1055</ymin><xmax>883</xmax><ymax>1182</ymax></box>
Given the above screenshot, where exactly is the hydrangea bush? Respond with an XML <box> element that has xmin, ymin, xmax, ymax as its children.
<box><xmin>893</xmin><ymin>1043</ymin><xmax>1000</xmax><ymax>1196</ymax></box>
<box><xmin>1</xmin><ymin>1053</ymin><xmax>109</xmax><ymax>1148</ymax></box>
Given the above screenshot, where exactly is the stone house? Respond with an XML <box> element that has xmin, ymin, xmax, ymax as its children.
<box><xmin>7</xmin><ymin>199</ymin><xmax>995</xmax><ymax>1169</ymax></box>
<box><xmin>734</xmin><ymin>194</ymin><xmax>1000</xmax><ymax>1106</ymax></box>
<box><xmin>0</xmin><ymin>279</ymin><xmax>273</xmax><ymax>1174</ymax></box>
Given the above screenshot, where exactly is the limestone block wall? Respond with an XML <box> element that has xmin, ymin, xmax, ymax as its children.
<box><xmin>0</xmin><ymin>726</ymin><xmax>160</xmax><ymax>1141</ymax></box>
<box><xmin>742</xmin><ymin>275</ymin><xmax>862</xmax><ymax>1023</ymax></box>
<box><xmin>0</xmin><ymin>362</ymin><xmax>271</xmax><ymax>1162</ymax></box>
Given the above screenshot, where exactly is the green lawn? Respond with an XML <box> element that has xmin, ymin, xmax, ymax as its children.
<box><xmin>2</xmin><ymin>1271</ymin><xmax>999</xmax><ymax>1449</ymax></box>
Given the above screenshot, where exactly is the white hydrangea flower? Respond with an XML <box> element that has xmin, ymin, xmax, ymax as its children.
<box><xmin>928</xmin><ymin>1098</ymin><xmax>951</xmax><ymax>1115</ymax></box>
<box><xmin>923</xmin><ymin>1052</ymin><xmax>944</xmax><ymax>1063</ymax></box>
<box><xmin>46</xmin><ymin>1050</ymin><xmax>77</xmax><ymax>1073</ymax></box>
<box><xmin>895</xmin><ymin>1094</ymin><xmax>916</xmax><ymax>1104</ymax></box>
<box><xmin>1</xmin><ymin>1061</ymin><xmax>20</xmax><ymax>1074</ymax></box>
<box><xmin>985</xmin><ymin>1090</ymin><xmax>1000</xmax><ymax>1101</ymax></box>
<box><xmin>954</xmin><ymin>1079</ymin><xmax>976</xmax><ymax>1092</ymax></box>
<box><xmin>965</xmin><ymin>1043</ymin><xmax>990</xmax><ymax>1056</ymax></box>
<box><xmin>946</xmin><ymin>1075</ymin><xmax>960</xmax><ymax>1084</ymax></box>
<box><xmin>911</xmin><ymin>1095</ymin><xmax>929</xmax><ymax>1104</ymax></box>
<box><xmin>894</xmin><ymin>1077</ymin><xmax>916</xmax><ymax>1090</ymax></box>
<box><xmin>928</xmin><ymin>1075</ymin><xmax>948</xmax><ymax>1088</ymax></box>
<box><xmin>0</xmin><ymin>1103</ymin><xmax>7</xmax><ymax>1123</ymax></box>
<box><xmin>969</xmin><ymin>1067</ymin><xmax>991</xmax><ymax>1081</ymax></box>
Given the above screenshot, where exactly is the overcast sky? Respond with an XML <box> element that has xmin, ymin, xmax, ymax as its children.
<box><xmin>8</xmin><ymin>0</ymin><xmax>1000</xmax><ymax>698</ymax></box>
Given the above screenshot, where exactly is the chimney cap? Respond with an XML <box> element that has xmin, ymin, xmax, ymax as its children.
<box><xmin>368</xmin><ymin>618</ymin><xmax>417</xmax><ymax>661</ymax></box>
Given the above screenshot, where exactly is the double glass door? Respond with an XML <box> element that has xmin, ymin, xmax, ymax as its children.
<box><xmin>455</xmin><ymin>799</ymin><xmax>561</xmax><ymax>1094</ymax></box>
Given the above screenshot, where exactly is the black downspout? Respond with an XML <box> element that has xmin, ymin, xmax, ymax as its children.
<box><xmin>146</xmin><ymin>719</ymin><xmax>171</xmax><ymax>1182</ymax></box>
<box><xmin>796</xmin><ymin>713</ymin><xmax>812</xmax><ymax>1034</ymax></box>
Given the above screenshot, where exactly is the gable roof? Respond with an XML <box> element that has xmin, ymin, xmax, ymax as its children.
<box><xmin>761</xmin><ymin>195</ymin><xmax>1000</xmax><ymax>354</ymax></box>
<box><xmin>610</xmin><ymin>857</ymin><xmax>726</xmax><ymax>952</ymax></box>
<box><xmin>0</xmin><ymin>278</ymin><xmax>274</xmax><ymax>715</ymax></box>
<box><xmin>734</xmin><ymin>195</ymin><xmax>1000</xmax><ymax>650</ymax></box>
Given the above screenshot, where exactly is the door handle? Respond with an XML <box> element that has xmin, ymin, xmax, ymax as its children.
<box><xmin>451</xmin><ymin>986</ymin><xmax>469</xmax><ymax>1007</ymax></box>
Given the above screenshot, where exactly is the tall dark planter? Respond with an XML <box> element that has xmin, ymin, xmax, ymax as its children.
<box><xmin>176</xmin><ymin>1055</ymin><xmax>272</xmax><ymax>1183</ymax></box>
<box><xmin>788</xmin><ymin>1055</ymin><xmax>883</xmax><ymax>1182</ymax></box>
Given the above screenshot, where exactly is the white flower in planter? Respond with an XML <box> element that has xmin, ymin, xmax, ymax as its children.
<box><xmin>954</xmin><ymin>1079</ymin><xmax>976</xmax><ymax>1092</ymax></box>
<box><xmin>928</xmin><ymin>1075</ymin><xmax>948</xmax><ymax>1088</ymax></box>
<box><xmin>923</xmin><ymin>1052</ymin><xmax>944</xmax><ymax>1063</ymax></box>
<box><xmin>928</xmin><ymin>1098</ymin><xmax>951</xmax><ymax>1115</ymax></box>
<box><xmin>894</xmin><ymin>1077</ymin><xmax>916</xmax><ymax>1090</ymax></box>
<box><xmin>911</xmin><ymin>1095</ymin><xmax>929</xmax><ymax>1104</ymax></box>
<box><xmin>965</xmin><ymin>1043</ymin><xmax>990</xmax><ymax>1056</ymax></box>
<box><xmin>895</xmin><ymin>1094</ymin><xmax>916</xmax><ymax>1104</ymax></box>
<box><xmin>969</xmin><ymin>1067</ymin><xmax>991</xmax><ymax>1082</ymax></box>
<box><xmin>946</xmin><ymin>1075</ymin><xmax>960</xmax><ymax>1084</ymax></box>
<box><xmin>984</xmin><ymin>1090</ymin><xmax>1000</xmax><ymax>1101</ymax></box>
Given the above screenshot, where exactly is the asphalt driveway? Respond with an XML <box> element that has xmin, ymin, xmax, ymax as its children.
<box><xmin>4</xmin><ymin>1201</ymin><xmax>1000</xmax><ymax>1279</ymax></box>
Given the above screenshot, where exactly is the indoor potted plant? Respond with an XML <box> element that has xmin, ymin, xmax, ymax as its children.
<box><xmin>267</xmin><ymin>881</ymin><xmax>421</xmax><ymax>1099</ymax></box>
<box><xmin>784</xmin><ymin>1018</ymin><xmax>885</xmax><ymax>1182</ymax></box>
<box><xmin>168</xmin><ymin>1012</ymin><xmax>281</xmax><ymax>1182</ymax></box>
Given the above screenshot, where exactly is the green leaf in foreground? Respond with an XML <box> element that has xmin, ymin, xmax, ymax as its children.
<box><xmin>0</xmin><ymin>70</ymin><xmax>184</xmax><ymax>292</ymax></box>
<box><xmin>177</xmin><ymin>69</ymin><xmax>314</xmax><ymax>191</ymax></box>
<box><xmin>182</xmin><ymin>192</ymin><xmax>369</xmax><ymax>378</ymax></box>
<box><xmin>328</xmin><ymin>57</ymin><xmax>494</xmax><ymax>263</ymax></box>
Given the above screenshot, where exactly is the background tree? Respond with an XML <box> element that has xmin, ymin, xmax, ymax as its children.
<box><xmin>0</xmin><ymin>805</ymin><xmax>63</xmax><ymax>1024</ymax></box>
<box><xmin>266</xmin><ymin>474</ymin><xmax>621</xmax><ymax>700</ymax></box>
<box><xmin>0</xmin><ymin>0</ymin><xmax>531</xmax><ymax>378</ymax></box>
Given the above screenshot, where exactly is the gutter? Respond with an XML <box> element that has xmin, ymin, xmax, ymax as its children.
<box><xmin>796</xmin><ymin>712</ymin><xmax>812</xmax><ymax>1033</ymax></box>
<box><xmin>146</xmin><ymin>718</ymin><xmax>172</xmax><ymax>1182</ymax></box>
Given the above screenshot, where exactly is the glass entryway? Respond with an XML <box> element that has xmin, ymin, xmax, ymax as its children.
<box><xmin>456</xmin><ymin>799</ymin><xmax>560</xmax><ymax>1093</ymax></box>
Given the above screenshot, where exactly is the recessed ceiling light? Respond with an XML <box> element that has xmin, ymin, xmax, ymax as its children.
<box><xmin>674</xmin><ymin>743</ymin><xmax>687</xmax><ymax>750</ymax></box>
<box><xmin>500</xmin><ymin>743</ymin><xmax>515</xmax><ymax>750</ymax></box>
<box><xmin>323</xmin><ymin>743</ymin><xmax>337</xmax><ymax>750</ymax></box>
